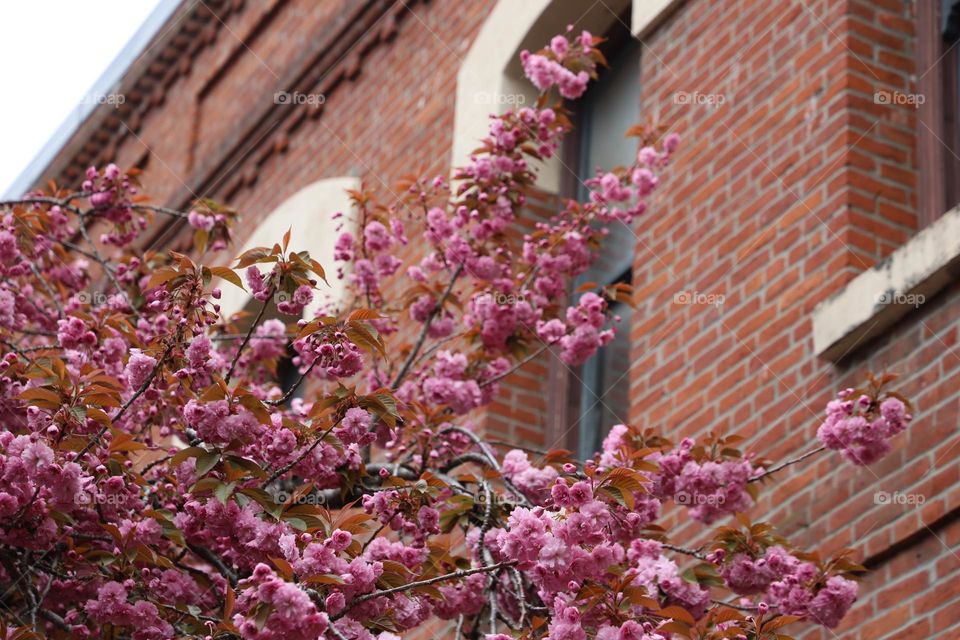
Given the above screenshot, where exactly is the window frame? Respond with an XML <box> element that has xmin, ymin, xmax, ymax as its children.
<box><xmin>918</xmin><ymin>0</ymin><xmax>960</xmax><ymax>226</ymax></box>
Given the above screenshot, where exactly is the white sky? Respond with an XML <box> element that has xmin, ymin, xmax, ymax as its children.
<box><xmin>0</xmin><ymin>1</ymin><xmax>165</xmax><ymax>195</ymax></box>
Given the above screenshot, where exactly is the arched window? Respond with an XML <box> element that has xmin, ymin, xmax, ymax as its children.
<box><xmin>216</xmin><ymin>177</ymin><xmax>358</xmax><ymax>402</ymax></box>
<box><xmin>217</xmin><ymin>176</ymin><xmax>358</xmax><ymax>319</ymax></box>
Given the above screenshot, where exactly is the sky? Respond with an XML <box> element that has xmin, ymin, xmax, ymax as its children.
<box><xmin>0</xmin><ymin>1</ymin><xmax>166</xmax><ymax>195</ymax></box>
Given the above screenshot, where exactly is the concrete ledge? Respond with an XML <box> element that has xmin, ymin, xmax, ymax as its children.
<box><xmin>813</xmin><ymin>205</ymin><xmax>960</xmax><ymax>361</ymax></box>
<box><xmin>632</xmin><ymin>0</ymin><xmax>683</xmax><ymax>38</ymax></box>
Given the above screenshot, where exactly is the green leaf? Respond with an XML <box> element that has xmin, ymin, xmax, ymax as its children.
<box><xmin>170</xmin><ymin>446</ymin><xmax>207</xmax><ymax>467</ymax></box>
<box><xmin>196</xmin><ymin>451</ymin><xmax>221</xmax><ymax>477</ymax></box>
<box><xmin>214</xmin><ymin>481</ymin><xmax>236</xmax><ymax>504</ymax></box>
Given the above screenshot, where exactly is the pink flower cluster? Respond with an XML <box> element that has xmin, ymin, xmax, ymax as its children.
<box><xmin>501</xmin><ymin>449</ymin><xmax>559</xmax><ymax>502</ymax></box>
<box><xmin>81</xmin><ymin>164</ymin><xmax>144</xmax><ymax>246</ymax></box>
<box><xmin>520</xmin><ymin>30</ymin><xmax>596</xmax><ymax>99</ymax></box>
<box><xmin>362</xmin><ymin>490</ymin><xmax>441</xmax><ymax>547</ymax></box>
<box><xmin>83</xmin><ymin>581</ymin><xmax>174</xmax><ymax>640</ymax></box>
<box><xmin>124</xmin><ymin>349</ymin><xmax>156</xmax><ymax>390</ymax></box>
<box><xmin>294</xmin><ymin>329</ymin><xmax>364</xmax><ymax>378</ymax></box>
<box><xmin>277</xmin><ymin>284</ymin><xmax>314</xmax><ymax>315</ymax></box>
<box><xmin>409</xmin><ymin>293</ymin><xmax>454</xmax><ymax>339</ymax></box>
<box><xmin>555</xmin><ymin>292</ymin><xmax>614</xmax><ymax>365</ymax></box>
<box><xmin>245</xmin><ymin>265</ymin><xmax>273</xmax><ymax>302</ymax></box>
<box><xmin>599</xmin><ymin>430</ymin><xmax>758</xmax><ymax>524</ymax></box>
<box><xmin>711</xmin><ymin>545</ymin><xmax>858</xmax><ymax>628</ymax></box>
<box><xmin>465</xmin><ymin>292</ymin><xmax>537</xmax><ymax>351</ymax></box>
<box><xmin>186</xmin><ymin>208</ymin><xmax>216</xmax><ymax>231</ymax></box>
<box><xmin>413</xmin><ymin>350</ymin><xmax>483</xmax><ymax>415</ymax></box>
<box><xmin>333</xmin><ymin>218</ymin><xmax>406</xmax><ymax>305</ymax></box>
<box><xmin>493</xmin><ymin>505</ymin><xmax>709</xmax><ymax>628</ymax></box>
<box><xmin>233</xmin><ymin>564</ymin><xmax>329</xmax><ymax>640</ymax></box>
<box><xmin>626</xmin><ymin>539</ymin><xmax>710</xmax><ymax>618</ymax></box>
<box><xmin>817</xmin><ymin>389</ymin><xmax>912</xmax><ymax>465</ymax></box>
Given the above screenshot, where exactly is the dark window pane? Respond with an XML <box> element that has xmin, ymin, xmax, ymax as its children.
<box><xmin>576</xmin><ymin>39</ymin><xmax>642</xmax><ymax>286</ymax></box>
<box><xmin>577</xmin><ymin>303</ymin><xmax>633</xmax><ymax>459</ymax></box>
<box><xmin>569</xmin><ymin>37</ymin><xmax>641</xmax><ymax>457</ymax></box>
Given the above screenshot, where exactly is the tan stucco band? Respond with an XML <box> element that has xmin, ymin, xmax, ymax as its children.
<box><xmin>813</xmin><ymin>205</ymin><xmax>960</xmax><ymax>361</ymax></box>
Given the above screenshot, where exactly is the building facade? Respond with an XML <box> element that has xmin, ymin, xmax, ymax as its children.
<box><xmin>12</xmin><ymin>0</ymin><xmax>960</xmax><ymax>637</ymax></box>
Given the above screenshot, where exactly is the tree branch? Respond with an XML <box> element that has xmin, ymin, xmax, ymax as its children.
<box><xmin>332</xmin><ymin>561</ymin><xmax>514</xmax><ymax>620</ymax></box>
<box><xmin>662</xmin><ymin>542</ymin><xmax>706</xmax><ymax>560</ymax></box>
<box><xmin>76</xmin><ymin>213</ymin><xmax>144</xmax><ymax>320</ymax></box>
<box><xmin>187</xmin><ymin>544</ymin><xmax>237</xmax><ymax>587</ymax></box>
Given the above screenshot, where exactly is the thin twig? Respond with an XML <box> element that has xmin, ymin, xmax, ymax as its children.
<box><xmin>479</xmin><ymin>342</ymin><xmax>551</xmax><ymax>388</ymax></box>
<box><xmin>332</xmin><ymin>561</ymin><xmax>514</xmax><ymax>620</ymax></box>
<box><xmin>131</xmin><ymin>203</ymin><xmax>191</xmax><ymax>220</ymax></box>
<box><xmin>410</xmin><ymin>331</ymin><xmax>462</xmax><ymax>370</ymax></box>
<box><xmin>327</xmin><ymin>623</ymin><xmax>350</xmax><ymax>640</ymax></box>
<box><xmin>391</xmin><ymin>263</ymin><xmax>463</xmax><ymax>389</ymax></box>
<box><xmin>0</xmin><ymin>195</ymin><xmax>88</xmax><ymax>216</ymax></box>
<box><xmin>439</xmin><ymin>426</ymin><xmax>531</xmax><ymax>507</ymax></box>
<box><xmin>187</xmin><ymin>544</ymin><xmax>237</xmax><ymax>587</ymax></box>
<box><xmin>264</xmin><ymin>421</ymin><xmax>339</xmax><ymax>485</ymax></box>
<box><xmin>749</xmin><ymin>446</ymin><xmax>825</xmax><ymax>482</ymax></box>
<box><xmin>264</xmin><ymin>361</ymin><xmax>317</xmax><ymax>406</ymax></box>
<box><xmin>77</xmin><ymin>338</ymin><xmax>177</xmax><ymax>458</ymax></box>
<box><xmin>712</xmin><ymin>598</ymin><xmax>763</xmax><ymax>612</ymax></box>
<box><xmin>27</xmin><ymin>262</ymin><xmax>63</xmax><ymax>318</ymax></box>
<box><xmin>662</xmin><ymin>542</ymin><xmax>707</xmax><ymax>560</ymax></box>
<box><xmin>224</xmin><ymin>293</ymin><xmax>271</xmax><ymax>384</ymax></box>
<box><xmin>76</xmin><ymin>215</ymin><xmax>143</xmax><ymax>320</ymax></box>
<box><xmin>38</xmin><ymin>608</ymin><xmax>70</xmax><ymax>632</ymax></box>
<box><xmin>440</xmin><ymin>451</ymin><xmax>498</xmax><ymax>474</ymax></box>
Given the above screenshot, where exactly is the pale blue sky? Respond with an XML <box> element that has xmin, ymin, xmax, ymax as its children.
<box><xmin>0</xmin><ymin>1</ymin><xmax>165</xmax><ymax>194</ymax></box>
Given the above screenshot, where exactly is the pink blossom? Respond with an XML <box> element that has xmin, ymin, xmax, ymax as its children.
<box><xmin>125</xmin><ymin>349</ymin><xmax>157</xmax><ymax>390</ymax></box>
<box><xmin>187</xmin><ymin>209</ymin><xmax>215</xmax><ymax>231</ymax></box>
<box><xmin>364</xmin><ymin>220</ymin><xmax>392</xmax><ymax>252</ymax></box>
<box><xmin>817</xmin><ymin>390</ymin><xmax>911</xmax><ymax>465</ymax></box>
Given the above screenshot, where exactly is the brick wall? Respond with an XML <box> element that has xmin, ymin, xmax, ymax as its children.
<box><xmin>29</xmin><ymin>0</ymin><xmax>959</xmax><ymax>637</ymax></box>
<box><xmin>633</xmin><ymin>0</ymin><xmax>958</xmax><ymax>638</ymax></box>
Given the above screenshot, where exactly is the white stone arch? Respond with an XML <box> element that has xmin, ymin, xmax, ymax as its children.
<box><xmin>451</xmin><ymin>0</ymin><xmax>677</xmax><ymax>191</ymax></box>
<box><xmin>218</xmin><ymin>176</ymin><xmax>359</xmax><ymax>321</ymax></box>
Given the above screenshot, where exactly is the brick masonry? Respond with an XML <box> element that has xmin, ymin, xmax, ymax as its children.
<box><xmin>26</xmin><ymin>0</ymin><xmax>959</xmax><ymax>638</ymax></box>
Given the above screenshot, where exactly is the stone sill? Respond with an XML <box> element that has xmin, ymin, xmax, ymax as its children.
<box><xmin>813</xmin><ymin>205</ymin><xmax>960</xmax><ymax>361</ymax></box>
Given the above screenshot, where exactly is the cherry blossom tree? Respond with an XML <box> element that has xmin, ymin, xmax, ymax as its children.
<box><xmin>0</xmin><ymin>30</ymin><xmax>915</xmax><ymax>640</ymax></box>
